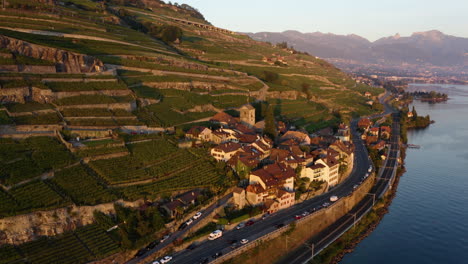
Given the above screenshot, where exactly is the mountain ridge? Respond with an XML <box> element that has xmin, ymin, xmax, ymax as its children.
<box><xmin>247</xmin><ymin>30</ymin><xmax>468</xmax><ymax>69</ymax></box>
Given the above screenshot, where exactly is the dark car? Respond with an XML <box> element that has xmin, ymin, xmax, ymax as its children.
<box><xmin>178</xmin><ymin>223</ymin><xmax>187</xmax><ymax>230</ymax></box>
<box><xmin>134</xmin><ymin>248</ymin><xmax>147</xmax><ymax>257</ymax></box>
<box><xmin>275</xmin><ymin>223</ymin><xmax>285</xmax><ymax>229</ymax></box>
<box><xmin>212</xmin><ymin>252</ymin><xmax>223</xmax><ymax>259</ymax></box>
<box><xmin>245</xmin><ymin>220</ymin><xmax>255</xmax><ymax>226</ymax></box>
<box><xmin>148</xmin><ymin>241</ymin><xmax>159</xmax><ymax>249</ymax></box>
<box><xmin>199</xmin><ymin>258</ymin><xmax>209</xmax><ymax>264</ymax></box>
<box><xmin>187</xmin><ymin>243</ymin><xmax>199</xmax><ymax>250</ymax></box>
<box><xmin>229</xmin><ymin>239</ymin><xmax>238</xmax><ymax>245</ymax></box>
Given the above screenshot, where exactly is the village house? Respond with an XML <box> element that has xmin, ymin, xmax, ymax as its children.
<box><xmin>249</xmin><ymin>162</ymin><xmax>295</xmax><ymax>192</ymax></box>
<box><xmin>369</xmin><ymin>127</ymin><xmax>380</xmax><ymax>136</ymax></box>
<box><xmin>329</xmin><ymin>140</ymin><xmax>355</xmax><ymax>167</ymax></box>
<box><xmin>380</xmin><ymin>126</ymin><xmax>391</xmax><ymax>139</ymax></box>
<box><xmin>280</xmin><ymin>131</ymin><xmax>311</xmax><ymax>145</ymax></box>
<box><xmin>186</xmin><ymin>126</ymin><xmax>212</xmax><ymax>142</ymax></box>
<box><xmin>210</xmin><ymin>112</ymin><xmax>236</xmax><ymax>126</ymax></box>
<box><xmin>161</xmin><ymin>190</ymin><xmax>202</xmax><ymax>218</ymax></box>
<box><xmin>210</xmin><ymin>142</ymin><xmax>242</xmax><ymax>162</ymax></box>
<box><xmin>358</xmin><ymin>118</ymin><xmax>372</xmax><ymax>131</ymax></box>
<box><xmin>232</xmin><ymin>187</ymin><xmax>246</xmax><ymax>209</ymax></box>
<box><xmin>336</xmin><ymin>123</ymin><xmax>350</xmax><ymax>142</ymax></box>
<box><xmin>263</xmin><ymin>190</ymin><xmax>295</xmax><ymax>214</ymax></box>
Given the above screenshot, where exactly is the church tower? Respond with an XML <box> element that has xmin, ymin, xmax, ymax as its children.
<box><xmin>240</xmin><ymin>104</ymin><xmax>255</xmax><ymax>126</ymax></box>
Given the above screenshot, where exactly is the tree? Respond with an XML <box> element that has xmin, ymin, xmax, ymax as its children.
<box><xmin>262</xmin><ymin>71</ymin><xmax>279</xmax><ymax>82</ymax></box>
<box><xmin>301</xmin><ymin>83</ymin><xmax>312</xmax><ymax>100</ymax></box>
<box><xmin>412</xmin><ymin>106</ymin><xmax>418</xmax><ymax>119</ymax></box>
<box><xmin>264</xmin><ymin>106</ymin><xmax>277</xmax><ymax>140</ymax></box>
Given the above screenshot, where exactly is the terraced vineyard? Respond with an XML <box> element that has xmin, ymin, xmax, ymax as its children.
<box><xmin>51</xmin><ymin>165</ymin><xmax>117</xmax><ymax>205</ymax></box>
<box><xmin>89</xmin><ymin>139</ymin><xmax>212</xmax><ymax>185</ymax></box>
<box><xmin>0</xmin><ymin>137</ymin><xmax>76</xmax><ymax>186</ymax></box>
<box><xmin>0</xmin><ymin>224</ymin><xmax>119</xmax><ymax>264</ymax></box>
<box><xmin>7</xmin><ymin>180</ymin><xmax>69</xmax><ymax>215</ymax></box>
<box><xmin>121</xmin><ymin>159</ymin><xmax>220</xmax><ymax>200</ymax></box>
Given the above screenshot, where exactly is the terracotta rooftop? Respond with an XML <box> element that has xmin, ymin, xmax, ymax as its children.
<box><xmin>213</xmin><ymin>142</ymin><xmax>242</xmax><ymax>153</ymax></box>
<box><xmin>251</xmin><ymin>163</ymin><xmax>295</xmax><ymax>188</ymax></box>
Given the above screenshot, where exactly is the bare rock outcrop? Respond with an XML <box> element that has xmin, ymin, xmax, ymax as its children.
<box><xmin>0</xmin><ymin>35</ymin><xmax>104</xmax><ymax>73</ymax></box>
<box><xmin>0</xmin><ymin>199</ymin><xmax>143</xmax><ymax>245</ymax></box>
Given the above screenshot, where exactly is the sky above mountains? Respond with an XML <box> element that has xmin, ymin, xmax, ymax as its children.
<box><xmin>178</xmin><ymin>0</ymin><xmax>468</xmax><ymax>41</ymax></box>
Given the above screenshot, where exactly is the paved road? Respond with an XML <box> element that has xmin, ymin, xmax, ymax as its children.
<box><xmin>127</xmin><ymin>194</ymin><xmax>232</xmax><ymax>264</ymax></box>
<box><xmin>164</xmin><ymin>120</ymin><xmax>375</xmax><ymax>264</ymax></box>
<box><xmin>144</xmin><ymin>92</ymin><xmax>398</xmax><ymax>264</ymax></box>
<box><xmin>277</xmin><ymin>113</ymin><xmax>401</xmax><ymax>264</ymax></box>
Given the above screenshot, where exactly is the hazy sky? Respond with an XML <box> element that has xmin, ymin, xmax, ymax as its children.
<box><xmin>176</xmin><ymin>0</ymin><xmax>468</xmax><ymax>41</ymax></box>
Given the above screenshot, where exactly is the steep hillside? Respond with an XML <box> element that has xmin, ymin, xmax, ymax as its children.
<box><xmin>0</xmin><ymin>1</ymin><xmax>383</xmax><ymax>263</ymax></box>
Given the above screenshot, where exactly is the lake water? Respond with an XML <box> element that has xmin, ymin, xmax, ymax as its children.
<box><xmin>340</xmin><ymin>84</ymin><xmax>468</xmax><ymax>264</ymax></box>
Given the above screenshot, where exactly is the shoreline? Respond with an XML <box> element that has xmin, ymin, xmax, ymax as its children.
<box><xmin>312</xmin><ymin>126</ymin><xmax>408</xmax><ymax>264</ymax></box>
<box><xmin>314</xmin><ymin>163</ymin><xmax>406</xmax><ymax>264</ymax></box>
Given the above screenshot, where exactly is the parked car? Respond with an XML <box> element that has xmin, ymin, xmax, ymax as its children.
<box><xmin>322</xmin><ymin>202</ymin><xmax>330</xmax><ymax>207</ymax></box>
<box><xmin>294</xmin><ymin>215</ymin><xmax>303</xmax><ymax>220</ymax></box>
<box><xmin>185</xmin><ymin>218</ymin><xmax>193</xmax><ymax>226</ymax></box>
<box><xmin>353</xmin><ymin>184</ymin><xmax>359</xmax><ymax>190</ymax></box>
<box><xmin>160</xmin><ymin>256</ymin><xmax>172</xmax><ymax>263</ymax></box>
<box><xmin>187</xmin><ymin>243</ymin><xmax>199</xmax><ymax>250</ymax></box>
<box><xmin>208</xmin><ymin>230</ymin><xmax>223</xmax><ymax>240</ymax></box>
<box><xmin>160</xmin><ymin>234</ymin><xmax>170</xmax><ymax>243</ymax></box>
<box><xmin>262</xmin><ymin>213</ymin><xmax>270</xmax><ymax>220</ymax></box>
<box><xmin>302</xmin><ymin>211</ymin><xmax>310</xmax><ymax>217</ymax></box>
<box><xmin>178</xmin><ymin>223</ymin><xmax>187</xmax><ymax>230</ymax></box>
<box><xmin>193</xmin><ymin>211</ymin><xmax>202</xmax><ymax>220</ymax></box>
<box><xmin>236</xmin><ymin>222</ymin><xmax>245</xmax><ymax>230</ymax></box>
<box><xmin>148</xmin><ymin>241</ymin><xmax>158</xmax><ymax>249</ymax></box>
<box><xmin>245</xmin><ymin>220</ymin><xmax>255</xmax><ymax>226</ymax></box>
<box><xmin>152</xmin><ymin>261</ymin><xmax>160</xmax><ymax>264</ymax></box>
<box><xmin>240</xmin><ymin>239</ymin><xmax>249</xmax><ymax>244</ymax></box>
<box><xmin>330</xmin><ymin>195</ymin><xmax>338</xmax><ymax>202</ymax></box>
<box><xmin>229</xmin><ymin>239</ymin><xmax>238</xmax><ymax>245</ymax></box>
<box><xmin>135</xmin><ymin>248</ymin><xmax>147</xmax><ymax>257</ymax></box>
<box><xmin>275</xmin><ymin>223</ymin><xmax>285</xmax><ymax>229</ymax></box>
<box><xmin>231</xmin><ymin>242</ymin><xmax>239</xmax><ymax>249</ymax></box>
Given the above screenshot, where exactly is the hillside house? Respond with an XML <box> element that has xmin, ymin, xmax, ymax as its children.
<box><xmin>249</xmin><ymin>162</ymin><xmax>295</xmax><ymax>192</ymax></box>
<box><xmin>186</xmin><ymin>126</ymin><xmax>212</xmax><ymax>142</ymax></box>
<box><xmin>210</xmin><ymin>142</ymin><xmax>242</xmax><ymax>162</ymax></box>
<box><xmin>161</xmin><ymin>190</ymin><xmax>202</xmax><ymax>218</ymax></box>
<box><xmin>281</xmin><ymin>131</ymin><xmax>311</xmax><ymax>145</ymax></box>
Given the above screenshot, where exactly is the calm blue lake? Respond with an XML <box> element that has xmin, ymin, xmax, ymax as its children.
<box><xmin>340</xmin><ymin>84</ymin><xmax>468</xmax><ymax>264</ymax></box>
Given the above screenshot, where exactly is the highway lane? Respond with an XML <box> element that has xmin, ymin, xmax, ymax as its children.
<box><xmin>127</xmin><ymin>194</ymin><xmax>233</xmax><ymax>264</ymax></box>
<box><xmin>150</xmin><ymin>96</ymin><xmax>398</xmax><ymax>264</ymax></box>
<box><xmin>168</xmin><ymin>119</ymin><xmax>374</xmax><ymax>264</ymax></box>
<box><xmin>278</xmin><ymin>113</ymin><xmax>400</xmax><ymax>264</ymax></box>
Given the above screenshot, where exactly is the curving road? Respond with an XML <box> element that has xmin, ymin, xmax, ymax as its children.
<box><xmin>144</xmin><ymin>92</ymin><xmax>398</xmax><ymax>264</ymax></box>
<box><xmin>165</xmin><ymin>113</ymin><xmax>393</xmax><ymax>264</ymax></box>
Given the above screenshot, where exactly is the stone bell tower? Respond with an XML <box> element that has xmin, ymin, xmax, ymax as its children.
<box><xmin>240</xmin><ymin>104</ymin><xmax>255</xmax><ymax>127</ymax></box>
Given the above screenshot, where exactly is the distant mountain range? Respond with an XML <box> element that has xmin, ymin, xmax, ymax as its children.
<box><xmin>247</xmin><ymin>30</ymin><xmax>468</xmax><ymax>75</ymax></box>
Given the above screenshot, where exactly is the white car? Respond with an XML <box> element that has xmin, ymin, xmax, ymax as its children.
<box><xmin>152</xmin><ymin>261</ymin><xmax>160</xmax><ymax>264</ymax></box>
<box><xmin>236</xmin><ymin>222</ymin><xmax>245</xmax><ymax>230</ymax></box>
<box><xmin>160</xmin><ymin>234</ymin><xmax>170</xmax><ymax>243</ymax></box>
<box><xmin>160</xmin><ymin>256</ymin><xmax>172</xmax><ymax>263</ymax></box>
<box><xmin>185</xmin><ymin>219</ymin><xmax>193</xmax><ymax>226</ymax></box>
<box><xmin>193</xmin><ymin>211</ymin><xmax>202</xmax><ymax>220</ymax></box>
<box><xmin>208</xmin><ymin>230</ymin><xmax>223</xmax><ymax>240</ymax></box>
<box><xmin>330</xmin><ymin>196</ymin><xmax>338</xmax><ymax>202</ymax></box>
<box><xmin>240</xmin><ymin>239</ymin><xmax>249</xmax><ymax>244</ymax></box>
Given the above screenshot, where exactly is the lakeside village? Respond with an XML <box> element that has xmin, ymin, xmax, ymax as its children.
<box><xmin>162</xmin><ymin>104</ymin><xmax>392</xmax><ymax>224</ymax></box>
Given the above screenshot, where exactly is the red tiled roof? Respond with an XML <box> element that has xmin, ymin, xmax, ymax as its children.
<box><xmin>211</xmin><ymin>112</ymin><xmax>234</xmax><ymax>123</ymax></box>
<box><xmin>213</xmin><ymin>142</ymin><xmax>242</xmax><ymax>153</ymax></box>
<box><xmin>246</xmin><ymin>183</ymin><xmax>266</xmax><ymax>194</ymax></box>
<box><xmin>251</xmin><ymin>163</ymin><xmax>295</xmax><ymax>188</ymax></box>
